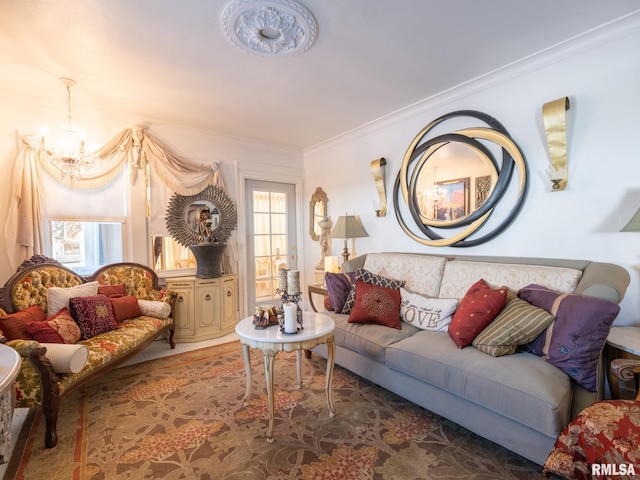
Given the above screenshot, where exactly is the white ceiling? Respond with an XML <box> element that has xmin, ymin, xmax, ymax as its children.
<box><xmin>1</xmin><ymin>0</ymin><xmax>639</xmax><ymax>150</ymax></box>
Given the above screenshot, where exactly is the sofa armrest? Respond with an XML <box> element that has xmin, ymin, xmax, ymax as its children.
<box><xmin>6</xmin><ymin>340</ymin><xmax>58</xmax><ymax>409</ymax></box>
<box><xmin>575</xmin><ymin>262</ymin><xmax>630</xmax><ymax>303</ymax></box>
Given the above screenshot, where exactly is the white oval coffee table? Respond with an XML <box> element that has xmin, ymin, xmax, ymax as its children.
<box><xmin>235</xmin><ymin>311</ymin><xmax>335</xmax><ymax>443</ymax></box>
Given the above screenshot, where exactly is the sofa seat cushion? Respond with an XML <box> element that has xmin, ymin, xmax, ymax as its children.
<box><xmin>438</xmin><ymin>261</ymin><xmax>582</xmax><ymax>299</ymax></box>
<box><xmin>57</xmin><ymin>315</ymin><xmax>172</xmax><ymax>394</ymax></box>
<box><xmin>385</xmin><ymin>330</ymin><xmax>572</xmax><ymax>437</ymax></box>
<box><xmin>327</xmin><ymin>312</ymin><xmax>419</xmax><ymax>363</ymax></box>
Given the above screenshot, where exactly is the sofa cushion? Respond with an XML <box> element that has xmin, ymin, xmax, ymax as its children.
<box><xmin>341</xmin><ymin>268</ymin><xmax>405</xmax><ymax>314</ymax></box>
<box><xmin>69</xmin><ymin>295</ymin><xmax>119</xmax><ymax>340</ymax></box>
<box><xmin>438</xmin><ymin>261</ymin><xmax>582</xmax><ymax>300</ymax></box>
<box><xmin>0</xmin><ymin>305</ymin><xmax>46</xmax><ymax>340</ymax></box>
<box><xmin>348</xmin><ymin>281</ymin><xmax>401</xmax><ymax>329</ymax></box>
<box><xmin>519</xmin><ymin>284</ymin><xmax>620</xmax><ymax>391</ymax></box>
<box><xmin>399</xmin><ymin>288</ymin><xmax>457</xmax><ymax>331</ymax></box>
<box><xmin>448</xmin><ymin>279</ymin><xmax>507</xmax><ymax>348</ymax></box>
<box><xmin>385</xmin><ymin>330</ymin><xmax>572</xmax><ymax>437</ymax></box>
<box><xmin>472</xmin><ymin>290</ymin><xmax>555</xmax><ymax>357</ymax></box>
<box><xmin>325</xmin><ymin>271</ymin><xmax>356</xmax><ymax>313</ymax></box>
<box><xmin>363</xmin><ymin>253</ymin><xmax>447</xmax><ymax>297</ymax></box>
<box><xmin>326</xmin><ymin>312</ymin><xmax>418</xmax><ymax>363</ymax></box>
<box><xmin>47</xmin><ymin>281</ymin><xmax>99</xmax><ymax>315</ymax></box>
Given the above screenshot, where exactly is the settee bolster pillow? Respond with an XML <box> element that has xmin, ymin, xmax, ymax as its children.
<box><xmin>41</xmin><ymin>343</ymin><xmax>89</xmax><ymax>373</ymax></box>
<box><xmin>575</xmin><ymin>262</ymin><xmax>630</xmax><ymax>303</ymax></box>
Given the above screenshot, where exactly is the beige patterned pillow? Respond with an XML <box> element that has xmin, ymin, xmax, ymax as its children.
<box><xmin>363</xmin><ymin>253</ymin><xmax>447</xmax><ymax>297</ymax></box>
<box><xmin>472</xmin><ymin>290</ymin><xmax>554</xmax><ymax>357</ymax></box>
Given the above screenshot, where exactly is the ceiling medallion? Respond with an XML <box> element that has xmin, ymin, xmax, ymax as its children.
<box><xmin>222</xmin><ymin>0</ymin><xmax>317</xmax><ymax>56</ymax></box>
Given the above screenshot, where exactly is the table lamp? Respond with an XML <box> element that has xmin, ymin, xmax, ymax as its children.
<box><xmin>330</xmin><ymin>215</ymin><xmax>368</xmax><ymax>263</ymax></box>
<box><xmin>621</xmin><ymin>207</ymin><xmax>640</xmax><ymax>232</ymax></box>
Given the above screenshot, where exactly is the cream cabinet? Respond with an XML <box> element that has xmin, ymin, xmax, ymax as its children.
<box><xmin>166</xmin><ymin>275</ymin><xmax>238</xmax><ymax>342</ymax></box>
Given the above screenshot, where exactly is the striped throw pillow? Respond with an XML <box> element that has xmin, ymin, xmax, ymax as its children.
<box><xmin>472</xmin><ymin>290</ymin><xmax>554</xmax><ymax>357</ymax></box>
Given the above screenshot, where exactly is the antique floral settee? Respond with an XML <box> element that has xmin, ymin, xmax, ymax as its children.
<box><xmin>312</xmin><ymin>252</ymin><xmax>630</xmax><ymax>465</ymax></box>
<box><xmin>0</xmin><ymin>256</ymin><xmax>176</xmax><ymax>448</ymax></box>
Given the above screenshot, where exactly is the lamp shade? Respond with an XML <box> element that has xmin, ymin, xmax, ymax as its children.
<box><xmin>621</xmin><ymin>207</ymin><xmax>640</xmax><ymax>232</ymax></box>
<box><xmin>330</xmin><ymin>215</ymin><xmax>369</xmax><ymax>239</ymax></box>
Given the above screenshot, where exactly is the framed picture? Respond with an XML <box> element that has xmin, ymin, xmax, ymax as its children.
<box><xmin>434</xmin><ymin>177</ymin><xmax>470</xmax><ymax>221</ymax></box>
<box><xmin>475</xmin><ymin>175</ymin><xmax>492</xmax><ymax>209</ymax></box>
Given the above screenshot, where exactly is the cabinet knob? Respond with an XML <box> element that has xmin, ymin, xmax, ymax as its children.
<box><xmin>205</xmin><ymin>294</ymin><xmax>211</xmax><ymax>301</ymax></box>
<box><xmin>178</xmin><ymin>296</ymin><xmax>184</xmax><ymax>303</ymax></box>
<box><xmin>227</xmin><ymin>290</ymin><xmax>232</xmax><ymax>297</ymax></box>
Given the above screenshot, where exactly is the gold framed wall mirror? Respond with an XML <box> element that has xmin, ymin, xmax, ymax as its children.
<box><xmin>309</xmin><ymin>187</ymin><xmax>328</xmax><ymax>241</ymax></box>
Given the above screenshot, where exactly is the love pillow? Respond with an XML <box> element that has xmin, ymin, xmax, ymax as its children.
<box><xmin>399</xmin><ymin>288</ymin><xmax>458</xmax><ymax>331</ymax></box>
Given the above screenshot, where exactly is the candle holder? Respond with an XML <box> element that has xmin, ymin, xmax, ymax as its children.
<box><xmin>275</xmin><ymin>288</ymin><xmax>304</xmax><ymax>333</ymax></box>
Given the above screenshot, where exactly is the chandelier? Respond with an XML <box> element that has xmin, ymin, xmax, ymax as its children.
<box><xmin>35</xmin><ymin>78</ymin><xmax>97</xmax><ymax>184</ymax></box>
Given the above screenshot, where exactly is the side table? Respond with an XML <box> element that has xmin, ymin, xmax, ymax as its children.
<box><xmin>0</xmin><ymin>344</ymin><xmax>21</xmax><ymax>463</ymax></box>
<box><xmin>605</xmin><ymin>326</ymin><xmax>640</xmax><ymax>399</ymax></box>
<box><xmin>308</xmin><ymin>284</ymin><xmax>329</xmax><ymax>312</ymax></box>
<box><xmin>235</xmin><ymin>311</ymin><xmax>335</xmax><ymax>443</ymax></box>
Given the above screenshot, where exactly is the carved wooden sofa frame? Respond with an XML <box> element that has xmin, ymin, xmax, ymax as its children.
<box><xmin>0</xmin><ymin>255</ymin><xmax>176</xmax><ymax>448</ymax></box>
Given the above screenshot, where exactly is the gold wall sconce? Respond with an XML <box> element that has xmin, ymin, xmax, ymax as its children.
<box><xmin>542</xmin><ymin>96</ymin><xmax>571</xmax><ymax>191</ymax></box>
<box><xmin>370</xmin><ymin>157</ymin><xmax>387</xmax><ymax>216</ymax></box>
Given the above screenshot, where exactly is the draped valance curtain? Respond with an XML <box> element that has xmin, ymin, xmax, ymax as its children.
<box><xmin>4</xmin><ymin>126</ymin><xmax>229</xmax><ymax>271</ymax></box>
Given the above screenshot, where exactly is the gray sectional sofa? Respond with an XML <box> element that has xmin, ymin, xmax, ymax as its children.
<box><xmin>312</xmin><ymin>252</ymin><xmax>630</xmax><ymax>465</ymax></box>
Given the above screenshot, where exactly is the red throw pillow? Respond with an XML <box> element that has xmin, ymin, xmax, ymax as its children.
<box><xmin>110</xmin><ymin>295</ymin><xmax>143</xmax><ymax>322</ymax></box>
<box><xmin>98</xmin><ymin>283</ymin><xmax>126</xmax><ymax>298</ymax></box>
<box><xmin>348</xmin><ymin>281</ymin><xmax>402</xmax><ymax>329</ymax></box>
<box><xmin>0</xmin><ymin>305</ymin><xmax>46</xmax><ymax>341</ymax></box>
<box><xmin>448</xmin><ymin>279</ymin><xmax>507</xmax><ymax>348</ymax></box>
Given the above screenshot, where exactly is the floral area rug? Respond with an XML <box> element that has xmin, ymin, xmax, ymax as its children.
<box><xmin>7</xmin><ymin>340</ymin><xmax>545</xmax><ymax>479</ymax></box>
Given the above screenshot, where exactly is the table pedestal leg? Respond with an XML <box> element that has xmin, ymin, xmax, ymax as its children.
<box><xmin>241</xmin><ymin>344</ymin><xmax>251</xmax><ymax>406</ymax></box>
<box><xmin>326</xmin><ymin>334</ymin><xmax>336</xmax><ymax>417</ymax></box>
<box><xmin>263</xmin><ymin>349</ymin><xmax>277</xmax><ymax>443</ymax></box>
<box><xmin>296</xmin><ymin>351</ymin><xmax>302</xmax><ymax>388</ymax></box>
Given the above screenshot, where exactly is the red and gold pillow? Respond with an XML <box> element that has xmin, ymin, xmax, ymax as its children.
<box><xmin>26</xmin><ymin>308</ymin><xmax>81</xmax><ymax>344</ymax></box>
<box><xmin>447</xmin><ymin>279</ymin><xmax>507</xmax><ymax>348</ymax></box>
<box><xmin>69</xmin><ymin>295</ymin><xmax>119</xmax><ymax>340</ymax></box>
<box><xmin>348</xmin><ymin>281</ymin><xmax>402</xmax><ymax>329</ymax></box>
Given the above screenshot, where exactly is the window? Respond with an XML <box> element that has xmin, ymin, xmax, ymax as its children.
<box><xmin>50</xmin><ymin>219</ymin><xmax>124</xmax><ymax>275</ymax></box>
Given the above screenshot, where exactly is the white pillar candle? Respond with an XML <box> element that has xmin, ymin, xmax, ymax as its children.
<box><xmin>287</xmin><ymin>270</ymin><xmax>300</xmax><ymax>295</ymax></box>
<box><xmin>283</xmin><ymin>302</ymin><xmax>297</xmax><ymax>333</ymax></box>
<box><xmin>278</xmin><ymin>268</ymin><xmax>288</xmax><ymax>292</ymax></box>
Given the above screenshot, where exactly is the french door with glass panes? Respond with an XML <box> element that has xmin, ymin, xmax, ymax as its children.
<box><xmin>245</xmin><ymin>180</ymin><xmax>297</xmax><ymax>309</ymax></box>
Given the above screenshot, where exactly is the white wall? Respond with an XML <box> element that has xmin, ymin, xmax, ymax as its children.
<box><xmin>303</xmin><ymin>18</ymin><xmax>640</xmax><ymax>325</ymax></box>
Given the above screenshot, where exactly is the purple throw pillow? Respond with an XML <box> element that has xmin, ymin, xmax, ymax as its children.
<box><xmin>69</xmin><ymin>294</ymin><xmax>119</xmax><ymax>340</ymax></box>
<box><xmin>324</xmin><ymin>271</ymin><xmax>356</xmax><ymax>313</ymax></box>
<box><xmin>518</xmin><ymin>284</ymin><xmax>620</xmax><ymax>391</ymax></box>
